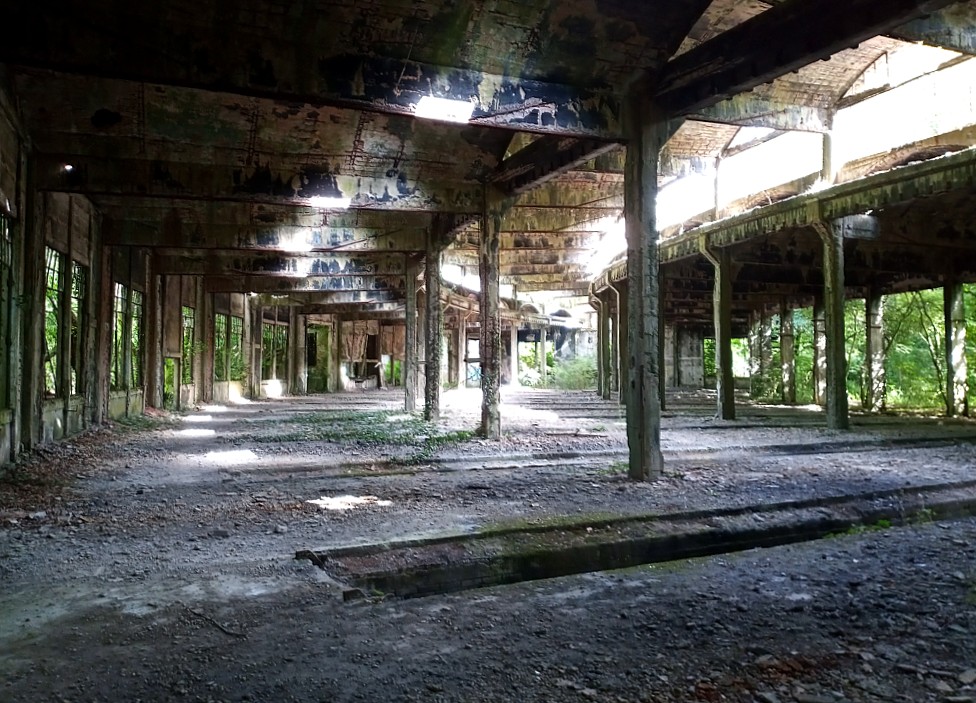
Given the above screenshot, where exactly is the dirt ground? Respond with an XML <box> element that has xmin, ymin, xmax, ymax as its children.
<box><xmin>2</xmin><ymin>387</ymin><xmax>975</xmax><ymax>702</ymax></box>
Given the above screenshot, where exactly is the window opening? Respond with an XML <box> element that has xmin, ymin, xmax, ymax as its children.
<box><xmin>229</xmin><ymin>315</ymin><xmax>245</xmax><ymax>382</ymax></box>
<box><xmin>44</xmin><ymin>248</ymin><xmax>63</xmax><ymax>397</ymax></box>
<box><xmin>131</xmin><ymin>290</ymin><xmax>144</xmax><ymax>387</ymax></box>
<box><xmin>181</xmin><ymin>306</ymin><xmax>195</xmax><ymax>384</ymax></box>
<box><xmin>69</xmin><ymin>263</ymin><xmax>88</xmax><ymax>395</ymax></box>
<box><xmin>214</xmin><ymin>313</ymin><xmax>228</xmax><ymax>382</ymax></box>
<box><xmin>111</xmin><ymin>283</ymin><xmax>128</xmax><ymax>391</ymax></box>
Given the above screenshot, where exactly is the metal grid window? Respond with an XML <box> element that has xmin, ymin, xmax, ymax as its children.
<box><xmin>181</xmin><ymin>306</ymin><xmax>195</xmax><ymax>384</ymax></box>
<box><xmin>131</xmin><ymin>290</ymin><xmax>144</xmax><ymax>387</ymax></box>
<box><xmin>213</xmin><ymin>313</ymin><xmax>228</xmax><ymax>382</ymax></box>
<box><xmin>69</xmin><ymin>263</ymin><xmax>88</xmax><ymax>395</ymax></box>
<box><xmin>229</xmin><ymin>316</ymin><xmax>245</xmax><ymax>382</ymax></box>
<box><xmin>44</xmin><ymin>247</ymin><xmax>63</xmax><ymax>397</ymax></box>
<box><xmin>110</xmin><ymin>283</ymin><xmax>127</xmax><ymax>391</ymax></box>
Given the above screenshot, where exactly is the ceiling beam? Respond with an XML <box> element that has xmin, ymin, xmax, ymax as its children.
<box><xmin>695</xmin><ymin>92</ymin><xmax>831</xmax><ymax>133</ymax></box>
<box><xmin>891</xmin><ymin>2</ymin><xmax>976</xmax><ymax>54</ymax></box>
<box><xmin>2</xmin><ymin>3</ymin><xmax>621</xmax><ymax>138</ymax></box>
<box><xmin>654</xmin><ymin>0</ymin><xmax>958</xmax><ymax>116</ymax></box>
<box><xmin>152</xmin><ymin>251</ymin><xmax>405</xmax><ymax>277</ymax></box>
<box><xmin>37</xmin><ymin>154</ymin><xmax>481</xmax><ymax>214</ymax></box>
<box><xmin>104</xmin><ymin>218</ymin><xmax>428</xmax><ymax>253</ymax></box>
<box><xmin>492</xmin><ymin>137</ymin><xmax>621</xmax><ymax>196</ymax></box>
<box><xmin>204</xmin><ymin>275</ymin><xmax>404</xmax><ymax>294</ymax></box>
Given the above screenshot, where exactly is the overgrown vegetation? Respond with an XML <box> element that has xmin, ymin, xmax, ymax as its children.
<box><xmin>250</xmin><ymin>409</ymin><xmax>475</xmax><ymax>464</ymax></box>
<box><xmin>731</xmin><ymin>284</ymin><xmax>975</xmax><ymax>411</ymax></box>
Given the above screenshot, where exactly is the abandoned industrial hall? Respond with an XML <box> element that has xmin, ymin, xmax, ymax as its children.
<box><xmin>2</xmin><ymin>1</ymin><xmax>976</xmax><ymax>701</ymax></box>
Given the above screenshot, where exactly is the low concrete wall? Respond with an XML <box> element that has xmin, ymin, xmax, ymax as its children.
<box><xmin>213</xmin><ymin>381</ymin><xmax>245</xmax><ymax>404</ymax></box>
<box><xmin>0</xmin><ymin>408</ymin><xmax>13</xmax><ymax>466</ymax></box>
<box><xmin>41</xmin><ymin>399</ymin><xmax>66</xmax><ymax>443</ymax></box>
<box><xmin>108</xmin><ymin>391</ymin><xmax>128</xmax><ymax>420</ymax></box>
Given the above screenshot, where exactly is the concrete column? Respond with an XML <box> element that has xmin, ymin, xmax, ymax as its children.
<box><xmin>292</xmin><ymin>312</ymin><xmax>308</xmax><ymax>395</ymax></box>
<box><xmin>616</xmin><ymin>281</ymin><xmax>629</xmax><ymax>407</ymax></box>
<box><xmin>456</xmin><ymin>319</ymin><xmax>467</xmax><ymax>389</ymax></box>
<box><xmin>658</xmin><ymin>299</ymin><xmax>667</xmax><ymax>410</ymax></box>
<box><xmin>480</xmin><ymin>187</ymin><xmax>507</xmax><ymax>438</ymax></box>
<box><xmin>538</xmin><ymin>325</ymin><xmax>548</xmax><ymax>386</ymax></box>
<box><xmin>700</xmin><ymin>240</ymin><xmax>734</xmax><ymax>419</ymax></box>
<box><xmin>864</xmin><ymin>290</ymin><xmax>885</xmax><ymax>412</ymax></box>
<box><xmin>759</xmin><ymin>310</ymin><xmax>773</xmax><ymax>398</ymax></box>
<box><xmin>623</xmin><ymin>97</ymin><xmax>676</xmax><ymax>480</ymax></box>
<box><xmin>816</xmin><ymin>221</ymin><xmax>849</xmax><ymax>429</ymax></box>
<box><xmin>610</xmin><ymin>284</ymin><xmax>621</xmax><ymax>394</ymax></box>
<box><xmin>404</xmin><ymin>257</ymin><xmax>419</xmax><ymax>412</ymax></box>
<box><xmin>596</xmin><ymin>297</ymin><xmax>611</xmax><ymax>398</ymax></box>
<box><xmin>424</xmin><ymin>235</ymin><xmax>443</xmax><ymax>422</ymax></box>
<box><xmin>249</xmin><ymin>303</ymin><xmax>263</xmax><ymax>399</ymax></box>
<box><xmin>145</xmin><ymin>265</ymin><xmax>163</xmax><ymax>409</ymax></box>
<box><xmin>747</xmin><ymin>313</ymin><xmax>761</xmax><ymax>399</ymax></box>
<box><xmin>508</xmin><ymin>323</ymin><xmax>518</xmax><ymax>386</ymax></box>
<box><xmin>812</xmin><ymin>296</ymin><xmax>827</xmax><ymax>406</ymax></box>
<box><xmin>780</xmin><ymin>302</ymin><xmax>796</xmax><ymax>405</ymax></box>
<box><xmin>944</xmin><ymin>280</ymin><xmax>969</xmax><ymax>417</ymax></box>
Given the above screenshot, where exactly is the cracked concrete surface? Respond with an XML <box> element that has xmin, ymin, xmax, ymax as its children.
<box><xmin>2</xmin><ymin>388</ymin><xmax>975</xmax><ymax>702</ymax></box>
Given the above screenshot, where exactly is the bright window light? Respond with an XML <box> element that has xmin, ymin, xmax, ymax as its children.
<box><xmin>308</xmin><ymin>196</ymin><xmax>351</xmax><ymax>209</ymax></box>
<box><xmin>205</xmin><ymin>449</ymin><xmax>258</xmax><ymax>466</ymax></box>
<box><xmin>182</xmin><ymin>414</ymin><xmax>213</xmax><ymax>423</ymax></box>
<box><xmin>306</xmin><ymin>495</ymin><xmax>393</xmax><ymax>511</ymax></box>
<box><xmin>177</xmin><ymin>428</ymin><xmax>216</xmax><ymax>438</ymax></box>
<box><xmin>62</xmin><ymin>164</ymin><xmax>74</xmax><ymax>172</ymax></box>
<box><xmin>415</xmin><ymin>96</ymin><xmax>474</xmax><ymax>124</ymax></box>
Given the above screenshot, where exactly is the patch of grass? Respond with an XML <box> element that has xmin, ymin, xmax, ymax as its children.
<box><xmin>597</xmin><ymin>461</ymin><xmax>628</xmax><ymax>476</ymax></box>
<box><xmin>113</xmin><ymin>413</ymin><xmax>176</xmax><ymax>433</ymax></box>
<box><xmin>481</xmin><ymin>511</ymin><xmax>624</xmax><ymax>537</ymax></box>
<box><xmin>402</xmin><ymin>429</ymin><xmax>477</xmax><ymax>465</ymax></box>
<box><xmin>589</xmin><ymin>425</ymin><xmax>607</xmax><ymax>432</ymax></box>
<box><xmin>252</xmin><ymin>409</ymin><xmax>478</xmax><ymax>464</ymax></box>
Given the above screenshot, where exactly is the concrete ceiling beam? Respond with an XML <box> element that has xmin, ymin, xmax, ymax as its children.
<box><xmin>152</xmin><ymin>251</ymin><xmax>406</xmax><ymax>277</ymax></box>
<box><xmin>892</xmin><ymin>3</ymin><xmax>976</xmax><ymax>54</ymax></box>
<box><xmin>37</xmin><ymin>154</ymin><xmax>482</xmax><ymax>214</ymax></box>
<box><xmin>654</xmin><ymin>0</ymin><xmax>959</xmax><ymax>115</ymax></box>
<box><xmin>104</xmin><ymin>218</ymin><xmax>429</xmax><ymax>253</ymax></box>
<box><xmin>2</xmin><ymin>5</ymin><xmax>621</xmax><ymax>138</ymax></box>
<box><xmin>204</xmin><ymin>274</ymin><xmax>404</xmax><ymax>294</ymax></box>
<box><xmin>492</xmin><ymin>137</ymin><xmax>621</xmax><ymax>196</ymax></box>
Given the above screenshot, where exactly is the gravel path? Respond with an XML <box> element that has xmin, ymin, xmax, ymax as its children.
<box><xmin>1</xmin><ymin>388</ymin><xmax>975</xmax><ymax>702</ymax></box>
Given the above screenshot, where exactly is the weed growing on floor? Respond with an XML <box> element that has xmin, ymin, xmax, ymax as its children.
<box><xmin>113</xmin><ymin>413</ymin><xmax>177</xmax><ymax>433</ymax></box>
<box><xmin>596</xmin><ymin>461</ymin><xmax>628</xmax><ymax>476</ymax></box>
<box><xmin>251</xmin><ymin>409</ymin><xmax>476</xmax><ymax>463</ymax></box>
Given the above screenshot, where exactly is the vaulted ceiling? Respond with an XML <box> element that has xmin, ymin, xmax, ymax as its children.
<box><xmin>2</xmin><ymin>0</ymin><xmax>972</xmax><ymax>315</ymax></box>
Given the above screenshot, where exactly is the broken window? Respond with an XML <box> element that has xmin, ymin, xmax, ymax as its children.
<box><xmin>229</xmin><ymin>315</ymin><xmax>245</xmax><ymax>382</ymax></box>
<box><xmin>214</xmin><ymin>313</ymin><xmax>228</xmax><ymax>382</ymax></box>
<box><xmin>111</xmin><ymin>283</ymin><xmax>127</xmax><ymax>391</ymax></box>
<box><xmin>44</xmin><ymin>247</ymin><xmax>63</xmax><ymax>397</ymax></box>
<box><xmin>69</xmin><ymin>263</ymin><xmax>87</xmax><ymax>395</ymax></box>
<box><xmin>181</xmin><ymin>306</ymin><xmax>195</xmax><ymax>385</ymax></box>
<box><xmin>131</xmin><ymin>290</ymin><xmax>143</xmax><ymax>388</ymax></box>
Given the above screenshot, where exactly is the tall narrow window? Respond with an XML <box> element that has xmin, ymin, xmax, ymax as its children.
<box><xmin>131</xmin><ymin>290</ymin><xmax>144</xmax><ymax>387</ymax></box>
<box><xmin>181</xmin><ymin>306</ymin><xmax>195</xmax><ymax>384</ymax></box>
<box><xmin>70</xmin><ymin>263</ymin><xmax>88</xmax><ymax>395</ymax></box>
<box><xmin>274</xmin><ymin>324</ymin><xmax>288</xmax><ymax>380</ymax></box>
<box><xmin>261</xmin><ymin>322</ymin><xmax>275</xmax><ymax>380</ymax></box>
<box><xmin>214</xmin><ymin>313</ymin><xmax>228</xmax><ymax>382</ymax></box>
<box><xmin>44</xmin><ymin>248</ymin><xmax>63</xmax><ymax>397</ymax></box>
<box><xmin>229</xmin><ymin>315</ymin><xmax>245</xmax><ymax>381</ymax></box>
<box><xmin>0</xmin><ymin>215</ymin><xmax>11</xmax><ymax>406</ymax></box>
<box><xmin>111</xmin><ymin>283</ymin><xmax>127</xmax><ymax>391</ymax></box>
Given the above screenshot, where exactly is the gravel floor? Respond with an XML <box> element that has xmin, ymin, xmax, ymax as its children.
<box><xmin>1</xmin><ymin>387</ymin><xmax>975</xmax><ymax>702</ymax></box>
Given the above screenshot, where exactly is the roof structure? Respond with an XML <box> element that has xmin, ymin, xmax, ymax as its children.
<box><xmin>3</xmin><ymin>0</ymin><xmax>974</xmax><ymax>315</ymax></box>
